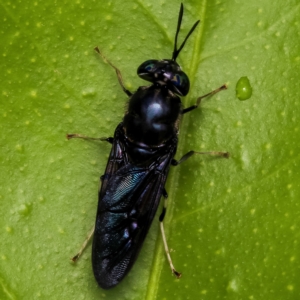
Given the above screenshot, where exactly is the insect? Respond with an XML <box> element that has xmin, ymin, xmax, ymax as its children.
<box><xmin>68</xmin><ymin>3</ymin><xmax>228</xmax><ymax>289</ymax></box>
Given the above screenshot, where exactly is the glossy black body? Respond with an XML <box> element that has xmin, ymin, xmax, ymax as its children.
<box><xmin>92</xmin><ymin>86</ymin><xmax>182</xmax><ymax>289</ymax></box>
<box><xmin>92</xmin><ymin>4</ymin><xmax>199</xmax><ymax>289</ymax></box>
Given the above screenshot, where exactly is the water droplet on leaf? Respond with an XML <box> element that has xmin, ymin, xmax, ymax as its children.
<box><xmin>236</xmin><ymin>76</ymin><xmax>252</xmax><ymax>100</ymax></box>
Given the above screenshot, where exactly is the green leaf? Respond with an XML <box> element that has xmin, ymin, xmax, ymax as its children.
<box><xmin>1</xmin><ymin>0</ymin><xmax>300</xmax><ymax>299</ymax></box>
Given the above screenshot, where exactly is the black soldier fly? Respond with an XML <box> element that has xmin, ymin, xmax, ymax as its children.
<box><xmin>68</xmin><ymin>3</ymin><xmax>228</xmax><ymax>289</ymax></box>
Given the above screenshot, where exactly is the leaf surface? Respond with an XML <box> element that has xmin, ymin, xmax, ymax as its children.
<box><xmin>0</xmin><ymin>0</ymin><xmax>300</xmax><ymax>299</ymax></box>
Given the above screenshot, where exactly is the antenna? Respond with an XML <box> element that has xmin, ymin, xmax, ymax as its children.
<box><xmin>172</xmin><ymin>3</ymin><xmax>200</xmax><ymax>61</ymax></box>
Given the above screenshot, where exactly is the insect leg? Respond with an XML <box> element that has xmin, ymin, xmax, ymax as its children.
<box><xmin>172</xmin><ymin>150</ymin><xmax>229</xmax><ymax>166</ymax></box>
<box><xmin>94</xmin><ymin>46</ymin><xmax>132</xmax><ymax>97</ymax></box>
<box><xmin>67</xmin><ymin>133</ymin><xmax>110</xmax><ymax>262</ymax></box>
<box><xmin>71</xmin><ymin>225</ymin><xmax>95</xmax><ymax>262</ymax></box>
<box><xmin>66</xmin><ymin>134</ymin><xmax>113</xmax><ymax>144</ymax></box>
<box><xmin>181</xmin><ymin>84</ymin><xmax>227</xmax><ymax>114</ymax></box>
<box><xmin>159</xmin><ymin>190</ymin><xmax>181</xmax><ymax>278</ymax></box>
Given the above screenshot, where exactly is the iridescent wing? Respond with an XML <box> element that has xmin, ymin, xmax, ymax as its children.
<box><xmin>92</xmin><ymin>127</ymin><xmax>177</xmax><ymax>289</ymax></box>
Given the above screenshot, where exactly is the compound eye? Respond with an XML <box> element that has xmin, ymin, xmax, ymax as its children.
<box><xmin>170</xmin><ymin>71</ymin><xmax>190</xmax><ymax>96</ymax></box>
<box><xmin>137</xmin><ymin>60</ymin><xmax>159</xmax><ymax>82</ymax></box>
<box><xmin>171</xmin><ymin>73</ymin><xmax>183</xmax><ymax>87</ymax></box>
<box><xmin>144</xmin><ymin>62</ymin><xmax>155</xmax><ymax>71</ymax></box>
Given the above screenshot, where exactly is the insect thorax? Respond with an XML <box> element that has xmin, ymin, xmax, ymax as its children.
<box><xmin>123</xmin><ymin>85</ymin><xmax>182</xmax><ymax>147</ymax></box>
